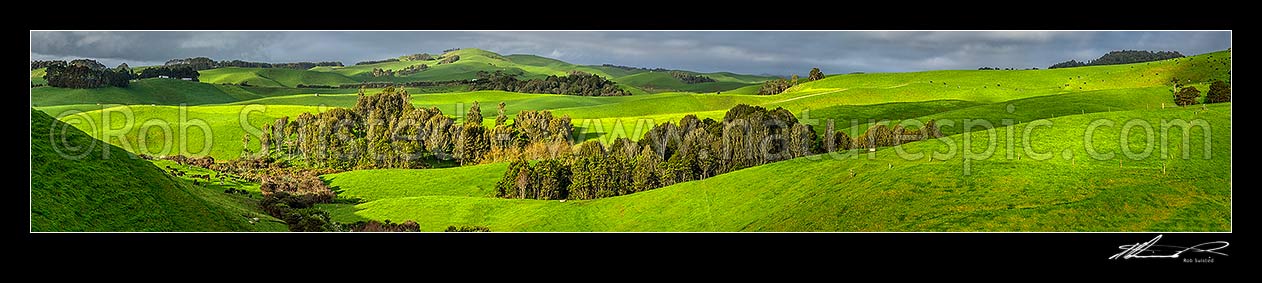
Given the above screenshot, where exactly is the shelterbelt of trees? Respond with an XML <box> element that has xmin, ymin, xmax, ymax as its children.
<box><xmin>1050</xmin><ymin>50</ymin><xmax>1184</xmax><ymax>69</ymax></box>
<box><xmin>468</xmin><ymin>70</ymin><xmax>632</xmax><ymax>96</ymax></box>
<box><xmin>495</xmin><ymin>104</ymin><xmax>944</xmax><ymax>200</ymax></box>
<box><xmin>669</xmin><ymin>71</ymin><xmax>715</xmax><ymax>84</ymax></box>
<box><xmin>164</xmin><ymin>57</ymin><xmax>343</xmax><ymax>70</ymax></box>
<box><xmin>37</xmin><ymin>58</ymin><xmax>205</xmax><ymax>89</ymax></box>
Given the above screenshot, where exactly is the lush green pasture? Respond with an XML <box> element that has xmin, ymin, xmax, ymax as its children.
<box><xmin>32</xmin><ymin>109</ymin><xmax>284</xmax><ymax>231</ymax></box>
<box><xmin>33</xmin><ymin>49</ymin><xmax>1231</xmax><ymax>232</ymax></box>
<box><xmin>47</xmin><ymin>50</ymin><xmax>1232</xmax><ymax>158</ymax></box>
<box><xmin>31</xmin><ymin>78</ymin><xmax>356</xmax><ymax>107</ymax></box>
<box><xmin>55</xmin><ymin>104</ymin><xmax>327</xmax><ymax>161</ymax></box>
<box><xmin>199</xmin><ymin>67</ymin><xmax>359</xmax><ymax>88</ymax></box>
<box><xmin>322</xmin><ymin>163</ymin><xmax>507</xmax><ymax>201</ymax></box>
<box><xmin>322</xmin><ymin>103</ymin><xmax>1230</xmax><ymax>231</ymax></box>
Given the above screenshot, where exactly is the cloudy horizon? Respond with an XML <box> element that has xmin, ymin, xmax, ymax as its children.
<box><xmin>30</xmin><ymin>31</ymin><xmax>1231</xmax><ymax>77</ymax></box>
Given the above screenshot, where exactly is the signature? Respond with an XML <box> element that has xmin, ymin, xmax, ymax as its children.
<box><xmin>1109</xmin><ymin>235</ymin><xmax>1229</xmax><ymax>260</ymax></box>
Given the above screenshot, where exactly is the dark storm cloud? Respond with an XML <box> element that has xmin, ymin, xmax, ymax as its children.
<box><xmin>30</xmin><ymin>31</ymin><xmax>1230</xmax><ymax>76</ymax></box>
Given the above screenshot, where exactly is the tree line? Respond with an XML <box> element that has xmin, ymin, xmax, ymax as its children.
<box><xmin>31</xmin><ymin>60</ymin><xmax>67</xmax><ymax>70</ymax></box>
<box><xmin>295</xmin><ymin>84</ymin><xmax>338</xmax><ymax>89</ymax></box>
<box><xmin>220</xmin><ymin>60</ymin><xmax>344</xmax><ymax>70</ymax></box>
<box><xmin>358</xmin><ymin>54</ymin><xmax>452</xmax><ymax>66</ymax></box>
<box><xmin>495</xmin><ymin>104</ymin><xmax>944</xmax><ymax>200</ymax></box>
<box><xmin>337</xmin><ymin>80</ymin><xmax>469</xmax><ymax>89</ymax></box>
<box><xmin>252</xmin><ymin>87</ymin><xmax>575</xmax><ymax>170</ymax></box>
<box><xmin>1049</xmin><ymin>50</ymin><xmax>1184</xmax><ymax>69</ymax></box>
<box><xmin>137</xmin><ymin>66</ymin><xmax>201</xmax><ymax>80</ymax></box>
<box><xmin>600</xmin><ymin>64</ymin><xmax>670</xmax><ymax>72</ymax></box>
<box><xmin>165</xmin><ymin>57</ymin><xmax>342</xmax><ymax>70</ymax></box>
<box><xmin>44</xmin><ymin>59</ymin><xmax>132</xmax><ymax>88</ymax></box>
<box><xmin>371</xmin><ymin>64</ymin><xmax>429</xmax><ymax>77</ymax></box>
<box><xmin>758</xmin><ymin>68</ymin><xmax>825</xmax><ymax>95</ymax></box>
<box><xmin>356</xmin><ymin>58</ymin><xmax>399</xmax><ymax>65</ymax></box>
<box><xmin>978</xmin><ymin>67</ymin><xmax>1038</xmax><ymax>70</ymax></box>
<box><xmin>469</xmin><ymin>70</ymin><xmax>632</xmax><ymax>96</ymax></box>
<box><xmin>670</xmin><ymin>71</ymin><xmax>716</xmax><ymax>84</ymax></box>
<box><xmin>400</xmin><ymin>53</ymin><xmax>434</xmax><ymax>61</ymax></box>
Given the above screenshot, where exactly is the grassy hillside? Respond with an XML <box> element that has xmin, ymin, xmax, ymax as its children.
<box><xmin>310</xmin><ymin>49</ymin><xmax>542</xmax><ymax>82</ymax></box>
<box><xmin>60</xmin><ymin>48</ymin><xmax>772</xmax><ymax>95</ymax></box>
<box><xmin>322</xmin><ymin>163</ymin><xmax>508</xmax><ymax>201</ymax></box>
<box><xmin>31</xmin><ymin>78</ymin><xmax>357</xmax><ymax>108</ymax></box>
<box><xmin>313</xmin><ymin>50</ymin><xmax>1231</xmax><ymax>231</ymax></box>
<box><xmin>53</xmin><ymin>50</ymin><xmax>1231</xmax><ymax>160</ymax></box>
<box><xmin>199</xmin><ymin>67</ymin><xmax>359</xmax><ymax>88</ymax></box>
<box><xmin>302</xmin><ymin>48</ymin><xmax>773</xmax><ymax>93</ymax></box>
<box><xmin>56</xmin><ymin>104</ymin><xmax>328</xmax><ymax>161</ymax></box>
<box><xmin>31</xmin><ymin>109</ymin><xmax>284</xmax><ymax>231</ymax></box>
<box><xmin>31</xmin><ymin>48</ymin><xmax>1230</xmax><ymax>232</ymax></box>
<box><xmin>321</xmin><ymin>103</ymin><xmax>1230</xmax><ymax>231</ymax></box>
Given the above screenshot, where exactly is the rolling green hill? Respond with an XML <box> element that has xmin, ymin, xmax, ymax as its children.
<box><xmin>51</xmin><ymin>50</ymin><xmax>1231</xmax><ymax>162</ymax></box>
<box><xmin>312</xmin><ymin>50</ymin><xmax>1230</xmax><ymax>231</ymax></box>
<box><xmin>31</xmin><ymin>78</ymin><xmax>357</xmax><ymax>108</ymax></box>
<box><xmin>31</xmin><ymin>109</ymin><xmax>284</xmax><ymax>231</ymax></box>
<box><xmin>31</xmin><ymin>47</ymin><xmax>1231</xmax><ymax>232</ymax></box>
<box><xmin>54</xmin><ymin>104</ymin><xmax>330</xmax><ymax>161</ymax></box>
<box><xmin>320</xmin><ymin>103</ymin><xmax>1230</xmax><ymax>231</ymax></box>
<box><xmin>311</xmin><ymin>49</ymin><xmax>552</xmax><ymax>82</ymax></box>
<box><xmin>199</xmin><ymin>67</ymin><xmax>359</xmax><ymax>88</ymax></box>
<box><xmin>305</xmin><ymin>48</ymin><xmax>774</xmax><ymax>93</ymax></box>
<box><xmin>85</xmin><ymin>48</ymin><xmax>773</xmax><ymax>94</ymax></box>
<box><xmin>323</xmin><ymin>163</ymin><xmax>508</xmax><ymax>201</ymax></box>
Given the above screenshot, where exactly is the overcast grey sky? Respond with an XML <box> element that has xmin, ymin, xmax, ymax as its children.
<box><xmin>30</xmin><ymin>31</ymin><xmax>1231</xmax><ymax>76</ymax></box>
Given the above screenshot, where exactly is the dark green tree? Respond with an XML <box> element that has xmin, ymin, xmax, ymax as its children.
<box><xmin>757</xmin><ymin>79</ymin><xmax>794</xmax><ymax>95</ymax></box>
<box><xmin>1174</xmin><ymin>87</ymin><xmax>1201</xmax><ymax>106</ymax></box>
<box><xmin>632</xmin><ymin>146</ymin><xmax>662</xmax><ymax>192</ymax></box>
<box><xmin>467</xmin><ymin>101</ymin><xmax>483</xmax><ymax>126</ymax></box>
<box><xmin>496</xmin><ymin>159</ymin><xmax>530</xmax><ymax>198</ymax></box>
<box><xmin>808</xmin><ymin>68</ymin><xmax>825</xmax><ymax>81</ymax></box>
<box><xmin>1206</xmin><ymin>80</ymin><xmax>1231</xmax><ymax>103</ymax></box>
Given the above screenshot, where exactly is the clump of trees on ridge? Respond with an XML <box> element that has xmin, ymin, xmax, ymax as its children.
<box><xmin>758</xmin><ymin>68</ymin><xmax>826</xmax><ymax>95</ymax></box>
<box><xmin>669</xmin><ymin>71</ymin><xmax>716</xmax><ymax>84</ymax></box>
<box><xmin>1049</xmin><ymin>50</ymin><xmax>1184</xmax><ymax>69</ymax></box>
<box><xmin>400</xmin><ymin>53</ymin><xmax>434</xmax><ymax>61</ymax></box>
<box><xmin>44</xmin><ymin>59</ymin><xmax>133</xmax><ymax>88</ymax></box>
